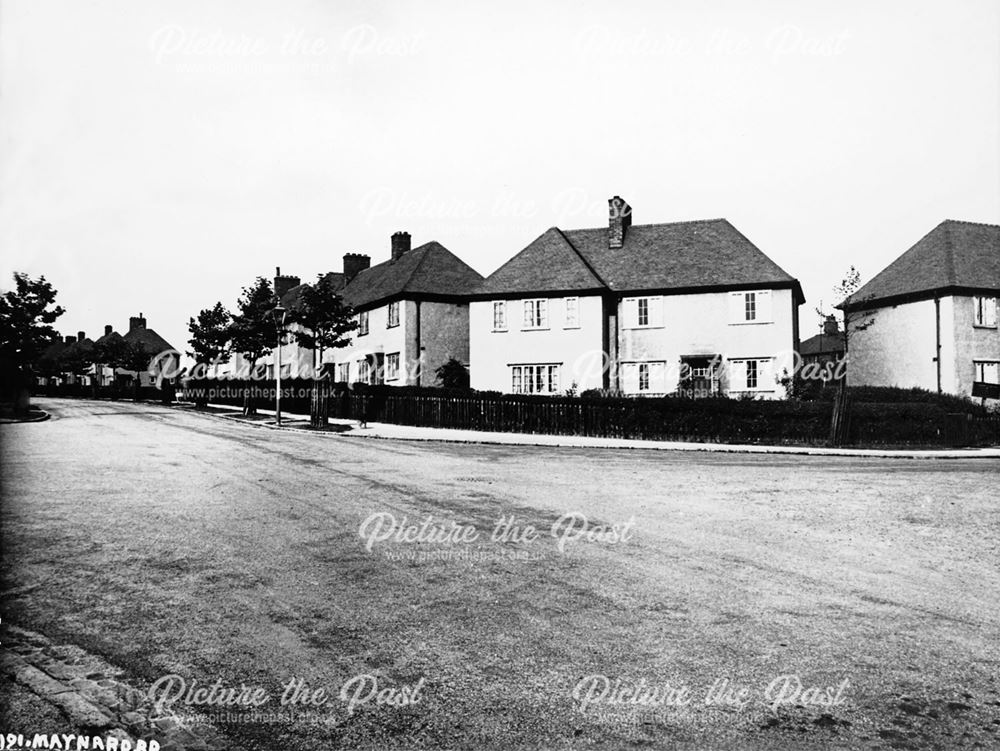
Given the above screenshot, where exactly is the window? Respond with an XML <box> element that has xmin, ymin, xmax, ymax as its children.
<box><xmin>387</xmin><ymin>302</ymin><xmax>399</xmax><ymax>328</ymax></box>
<box><xmin>638</xmin><ymin>363</ymin><xmax>650</xmax><ymax>391</ymax></box>
<box><xmin>358</xmin><ymin>311</ymin><xmax>369</xmax><ymax>336</ymax></box>
<box><xmin>386</xmin><ymin>352</ymin><xmax>400</xmax><ymax>381</ymax></box>
<box><xmin>337</xmin><ymin>363</ymin><xmax>350</xmax><ymax>383</ymax></box>
<box><xmin>522</xmin><ymin>299</ymin><xmax>548</xmax><ymax>329</ymax></box>
<box><xmin>564</xmin><ymin>297</ymin><xmax>579</xmax><ymax>328</ymax></box>
<box><xmin>974</xmin><ymin>296</ymin><xmax>997</xmax><ymax>327</ymax></box>
<box><xmin>493</xmin><ymin>301</ymin><xmax>507</xmax><ymax>331</ymax></box>
<box><xmin>730</xmin><ymin>290</ymin><xmax>772</xmax><ymax>324</ymax></box>
<box><xmin>511</xmin><ymin>364</ymin><xmax>560</xmax><ymax>394</ymax></box>
<box><xmin>974</xmin><ymin>361</ymin><xmax>1000</xmax><ymax>384</ymax></box>
<box><xmin>624</xmin><ymin>297</ymin><xmax>663</xmax><ymax>328</ymax></box>
<box><xmin>745</xmin><ymin>359</ymin><xmax>758</xmax><ymax>389</ymax></box>
<box><xmin>358</xmin><ymin>359</ymin><xmax>371</xmax><ymax>384</ymax></box>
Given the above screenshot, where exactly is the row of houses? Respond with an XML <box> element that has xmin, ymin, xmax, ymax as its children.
<box><xmin>259</xmin><ymin>197</ymin><xmax>1000</xmax><ymax>402</ymax></box>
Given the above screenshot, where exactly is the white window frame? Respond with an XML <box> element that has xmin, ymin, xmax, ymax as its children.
<box><xmin>730</xmin><ymin>290</ymin><xmax>773</xmax><ymax>325</ymax></box>
<box><xmin>510</xmin><ymin>363</ymin><xmax>560</xmax><ymax>394</ymax></box>
<box><xmin>337</xmin><ymin>363</ymin><xmax>350</xmax><ymax>383</ymax></box>
<box><xmin>564</xmin><ymin>297</ymin><xmax>579</xmax><ymax>328</ymax></box>
<box><xmin>974</xmin><ymin>360</ymin><xmax>1000</xmax><ymax>384</ymax></box>
<box><xmin>745</xmin><ymin>359</ymin><xmax>758</xmax><ymax>389</ymax></box>
<box><xmin>744</xmin><ymin>292</ymin><xmax>757</xmax><ymax>322</ymax></box>
<box><xmin>638</xmin><ymin>362</ymin><xmax>650</xmax><ymax>391</ymax></box>
<box><xmin>358</xmin><ymin>310</ymin><xmax>369</xmax><ymax>336</ymax></box>
<box><xmin>493</xmin><ymin>301</ymin><xmax>508</xmax><ymax>331</ymax></box>
<box><xmin>386</xmin><ymin>352</ymin><xmax>400</xmax><ymax>381</ymax></box>
<box><xmin>973</xmin><ymin>296</ymin><xmax>998</xmax><ymax>328</ymax></box>
<box><xmin>522</xmin><ymin>299</ymin><xmax>548</xmax><ymax>330</ymax></box>
<box><xmin>637</xmin><ymin>298</ymin><xmax>649</xmax><ymax>327</ymax></box>
<box><xmin>387</xmin><ymin>301</ymin><xmax>400</xmax><ymax>328</ymax></box>
<box><xmin>358</xmin><ymin>358</ymin><xmax>371</xmax><ymax>384</ymax></box>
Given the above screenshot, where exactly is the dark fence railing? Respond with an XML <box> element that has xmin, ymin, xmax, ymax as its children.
<box><xmin>37</xmin><ymin>382</ymin><xmax>169</xmax><ymax>402</ymax></box>
<box><xmin>176</xmin><ymin>378</ymin><xmax>1000</xmax><ymax>448</ymax></box>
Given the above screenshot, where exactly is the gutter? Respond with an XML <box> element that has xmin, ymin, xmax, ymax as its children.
<box><xmin>934</xmin><ymin>297</ymin><xmax>942</xmax><ymax>393</ymax></box>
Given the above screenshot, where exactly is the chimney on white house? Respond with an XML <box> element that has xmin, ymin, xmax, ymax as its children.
<box><xmin>391</xmin><ymin>231</ymin><xmax>411</xmax><ymax>261</ymax></box>
<box><xmin>608</xmin><ymin>196</ymin><xmax>632</xmax><ymax>249</ymax></box>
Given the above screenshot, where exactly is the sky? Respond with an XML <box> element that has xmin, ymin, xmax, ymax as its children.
<box><xmin>2</xmin><ymin>0</ymin><xmax>998</xmax><ymax>356</ymax></box>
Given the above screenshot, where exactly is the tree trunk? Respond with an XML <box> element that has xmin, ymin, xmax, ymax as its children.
<box><xmin>310</xmin><ymin>347</ymin><xmax>328</xmax><ymax>428</ymax></box>
<box><xmin>828</xmin><ymin>379</ymin><xmax>852</xmax><ymax>446</ymax></box>
<box><xmin>243</xmin><ymin>358</ymin><xmax>257</xmax><ymax>416</ymax></box>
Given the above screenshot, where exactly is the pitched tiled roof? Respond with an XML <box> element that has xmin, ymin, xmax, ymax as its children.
<box><xmin>799</xmin><ymin>332</ymin><xmax>844</xmax><ymax>357</ymax></box>
<box><xmin>124</xmin><ymin>326</ymin><xmax>175</xmax><ymax>354</ymax></box>
<box><xmin>477</xmin><ymin>219</ymin><xmax>802</xmax><ymax>299</ymax></box>
<box><xmin>844</xmin><ymin>220</ymin><xmax>1000</xmax><ymax>309</ymax></box>
<box><xmin>341</xmin><ymin>241</ymin><xmax>483</xmax><ymax>309</ymax></box>
<box><xmin>476</xmin><ymin>227</ymin><xmax>606</xmax><ymax>295</ymax></box>
<box><xmin>278</xmin><ymin>242</ymin><xmax>482</xmax><ymax>312</ymax></box>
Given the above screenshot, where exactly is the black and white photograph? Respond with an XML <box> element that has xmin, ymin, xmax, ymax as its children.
<box><xmin>1</xmin><ymin>1</ymin><xmax>999</xmax><ymax>749</ymax></box>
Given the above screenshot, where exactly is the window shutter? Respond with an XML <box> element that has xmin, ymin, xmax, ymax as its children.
<box><xmin>728</xmin><ymin>360</ymin><xmax>745</xmax><ymax>390</ymax></box>
<box><xmin>621</xmin><ymin>363</ymin><xmax>638</xmax><ymax>392</ymax></box>
<box><xmin>988</xmin><ymin>298</ymin><xmax>998</xmax><ymax>327</ymax></box>
<box><xmin>650</xmin><ymin>296</ymin><xmax>664</xmax><ymax>328</ymax></box>
<box><xmin>729</xmin><ymin>293</ymin><xmax>744</xmax><ymax>323</ymax></box>
<box><xmin>757</xmin><ymin>290</ymin><xmax>773</xmax><ymax>323</ymax></box>
<box><xmin>623</xmin><ymin>298</ymin><xmax>638</xmax><ymax>329</ymax></box>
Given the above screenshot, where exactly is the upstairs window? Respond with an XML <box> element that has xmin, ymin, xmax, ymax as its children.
<box><xmin>358</xmin><ymin>311</ymin><xmax>369</xmax><ymax>336</ymax></box>
<box><xmin>624</xmin><ymin>296</ymin><xmax>663</xmax><ymax>329</ymax></box>
<box><xmin>730</xmin><ymin>290</ymin><xmax>772</xmax><ymax>324</ymax></box>
<box><xmin>637</xmin><ymin>298</ymin><xmax>649</xmax><ymax>327</ymax></box>
<box><xmin>493</xmin><ymin>301</ymin><xmax>507</xmax><ymax>331</ymax></box>
<box><xmin>522</xmin><ymin>299</ymin><xmax>548</xmax><ymax>330</ymax></box>
<box><xmin>974</xmin><ymin>296</ymin><xmax>997</xmax><ymax>328</ymax></box>
<box><xmin>387</xmin><ymin>302</ymin><xmax>400</xmax><ymax>328</ymax></box>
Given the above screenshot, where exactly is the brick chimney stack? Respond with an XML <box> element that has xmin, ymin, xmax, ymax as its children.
<box><xmin>105</xmin><ymin>324</ymin><xmax>113</xmax><ymax>336</ymax></box>
<box><xmin>823</xmin><ymin>315</ymin><xmax>839</xmax><ymax>336</ymax></box>
<box><xmin>64</xmin><ymin>335</ymin><xmax>75</xmax><ymax>343</ymax></box>
<box><xmin>273</xmin><ymin>266</ymin><xmax>301</xmax><ymax>300</ymax></box>
<box><xmin>391</xmin><ymin>231</ymin><xmax>411</xmax><ymax>261</ymax></box>
<box><xmin>608</xmin><ymin>196</ymin><xmax>632</xmax><ymax>249</ymax></box>
<box><xmin>129</xmin><ymin>314</ymin><xmax>146</xmax><ymax>332</ymax></box>
<box><xmin>77</xmin><ymin>331</ymin><xmax>86</xmax><ymax>341</ymax></box>
<box><xmin>343</xmin><ymin>253</ymin><xmax>371</xmax><ymax>283</ymax></box>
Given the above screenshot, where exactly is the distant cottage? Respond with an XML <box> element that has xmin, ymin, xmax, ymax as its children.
<box><xmin>843</xmin><ymin>220</ymin><xmax>1000</xmax><ymax>400</ymax></box>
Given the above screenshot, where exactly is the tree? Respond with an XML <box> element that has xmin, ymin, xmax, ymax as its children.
<box><xmin>58</xmin><ymin>337</ymin><xmax>96</xmax><ymax>393</ymax></box>
<box><xmin>229</xmin><ymin>277</ymin><xmax>278</xmax><ymax>415</ymax></box>
<box><xmin>435</xmin><ymin>358</ymin><xmax>470</xmax><ymax>390</ymax></box>
<box><xmin>287</xmin><ymin>274</ymin><xmax>358</xmax><ymax>427</ymax></box>
<box><xmin>830</xmin><ymin>266</ymin><xmax>877</xmax><ymax>387</ymax></box>
<box><xmin>188</xmin><ymin>302</ymin><xmax>232</xmax><ymax>366</ymax></box>
<box><xmin>0</xmin><ymin>272</ymin><xmax>65</xmax><ymax>412</ymax></box>
<box><xmin>827</xmin><ymin>266</ymin><xmax>877</xmax><ymax>445</ymax></box>
<box><xmin>97</xmin><ymin>336</ymin><xmax>154</xmax><ymax>401</ymax></box>
<box><xmin>186</xmin><ymin>302</ymin><xmax>232</xmax><ymax>406</ymax></box>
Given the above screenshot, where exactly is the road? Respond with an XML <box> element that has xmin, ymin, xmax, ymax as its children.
<box><xmin>2</xmin><ymin>399</ymin><xmax>999</xmax><ymax>750</ymax></box>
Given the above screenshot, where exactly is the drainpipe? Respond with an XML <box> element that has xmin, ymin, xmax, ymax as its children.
<box><xmin>415</xmin><ymin>301</ymin><xmax>422</xmax><ymax>386</ymax></box>
<box><xmin>934</xmin><ymin>297</ymin><xmax>942</xmax><ymax>393</ymax></box>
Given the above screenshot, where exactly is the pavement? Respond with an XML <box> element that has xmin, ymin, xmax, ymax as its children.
<box><xmin>3</xmin><ymin>399</ymin><xmax>1000</xmax><ymax>750</ymax></box>
<box><xmin>195</xmin><ymin>401</ymin><xmax>1000</xmax><ymax>460</ymax></box>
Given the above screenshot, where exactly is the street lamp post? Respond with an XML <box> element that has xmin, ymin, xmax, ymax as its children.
<box><xmin>271</xmin><ymin>302</ymin><xmax>287</xmax><ymax>426</ymax></box>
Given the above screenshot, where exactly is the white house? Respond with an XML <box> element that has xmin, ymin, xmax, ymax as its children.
<box><xmin>274</xmin><ymin>232</ymin><xmax>483</xmax><ymax>386</ymax></box>
<box><xmin>469</xmin><ymin>197</ymin><xmax>804</xmax><ymax>398</ymax></box>
<box><xmin>843</xmin><ymin>220</ymin><xmax>1000</xmax><ymax>401</ymax></box>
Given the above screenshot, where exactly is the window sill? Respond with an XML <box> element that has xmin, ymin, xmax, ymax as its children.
<box><xmin>729</xmin><ymin>321</ymin><xmax>773</xmax><ymax>326</ymax></box>
<box><xmin>492</xmin><ymin>328</ymin><xmax>508</xmax><ymax>333</ymax></box>
<box><xmin>386</xmin><ymin>324</ymin><xmax>400</xmax><ymax>329</ymax></box>
<box><xmin>972</xmin><ymin>324</ymin><xmax>998</xmax><ymax>330</ymax></box>
<box><xmin>520</xmin><ymin>327</ymin><xmax>551</xmax><ymax>332</ymax></box>
<box><xmin>623</xmin><ymin>325</ymin><xmax>665</xmax><ymax>331</ymax></box>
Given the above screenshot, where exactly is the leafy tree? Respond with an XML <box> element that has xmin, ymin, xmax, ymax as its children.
<box><xmin>97</xmin><ymin>336</ymin><xmax>154</xmax><ymax>401</ymax></box>
<box><xmin>229</xmin><ymin>277</ymin><xmax>278</xmax><ymax>415</ymax></box>
<box><xmin>0</xmin><ymin>272</ymin><xmax>65</xmax><ymax>412</ymax></box>
<box><xmin>188</xmin><ymin>302</ymin><xmax>232</xmax><ymax>366</ymax></box>
<box><xmin>287</xmin><ymin>274</ymin><xmax>358</xmax><ymax>426</ymax></box>
<box><xmin>435</xmin><ymin>358</ymin><xmax>470</xmax><ymax>390</ymax></box>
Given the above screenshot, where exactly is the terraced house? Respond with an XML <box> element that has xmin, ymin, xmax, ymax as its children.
<box><xmin>274</xmin><ymin>232</ymin><xmax>483</xmax><ymax>386</ymax></box>
<box><xmin>843</xmin><ymin>220</ymin><xmax>1000</xmax><ymax>401</ymax></box>
<box><xmin>469</xmin><ymin>197</ymin><xmax>804</xmax><ymax>397</ymax></box>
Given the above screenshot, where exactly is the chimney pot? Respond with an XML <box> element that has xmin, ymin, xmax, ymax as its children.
<box><xmin>343</xmin><ymin>253</ymin><xmax>371</xmax><ymax>283</ymax></box>
<box><xmin>391</xmin><ymin>231</ymin><xmax>411</xmax><ymax>261</ymax></box>
<box><xmin>608</xmin><ymin>196</ymin><xmax>632</xmax><ymax>249</ymax></box>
